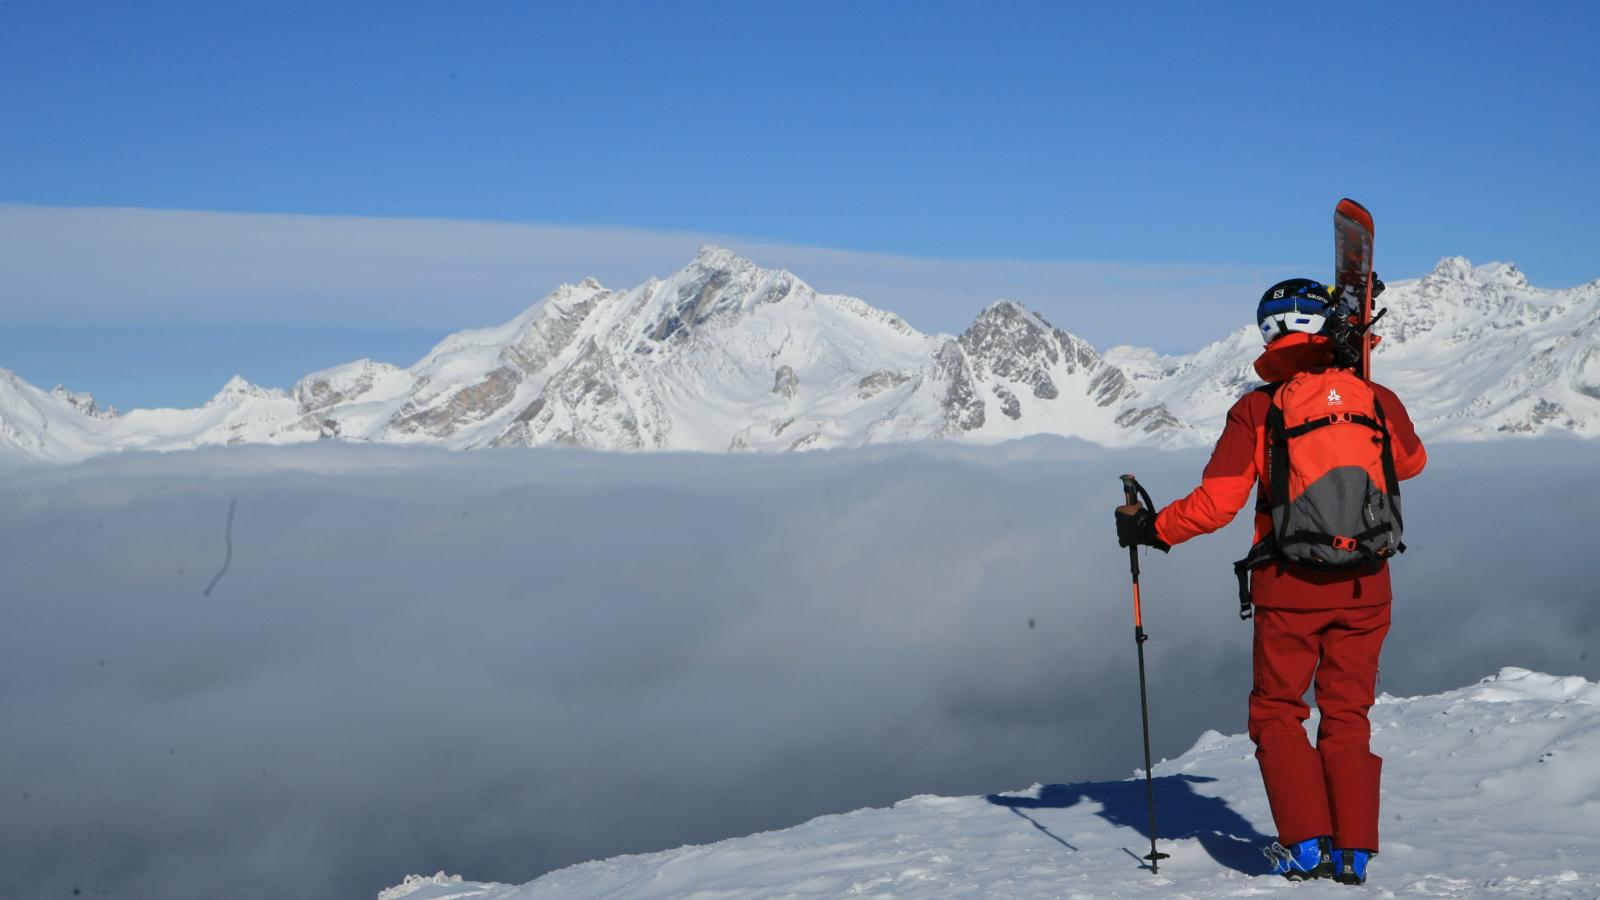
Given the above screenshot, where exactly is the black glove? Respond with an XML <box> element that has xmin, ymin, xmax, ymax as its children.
<box><xmin>1116</xmin><ymin>506</ymin><xmax>1171</xmax><ymax>552</ymax></box>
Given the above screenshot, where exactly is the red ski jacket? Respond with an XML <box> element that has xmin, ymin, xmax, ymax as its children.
<box><xmin>1153</xmin><ymin>333</ymin><xmax>1427</xmax><ymax>610</ymax></box>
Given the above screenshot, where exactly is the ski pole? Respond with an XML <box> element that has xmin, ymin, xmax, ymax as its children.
<box><xmin>1120</xmin><ymin>473</ymin><xmax>1170</xmax><ymax>874</ymax></box>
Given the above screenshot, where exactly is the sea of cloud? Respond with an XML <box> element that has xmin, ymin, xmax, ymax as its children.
<box><xmin>0</xmin><ymin>436</ymin><xmax>1590</xmax><ymax>900</ymax></box>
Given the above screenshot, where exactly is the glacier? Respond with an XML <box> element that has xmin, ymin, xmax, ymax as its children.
<box><xmin>2</xmin><ymin>248</ymin><xmax>1596</xmax><ymax>464</ymax></box>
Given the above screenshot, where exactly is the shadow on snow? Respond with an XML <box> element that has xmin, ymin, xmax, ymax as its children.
<box><xmin>986</xmin><ymin>775</ymin><xmax>1273</xmax><ymax>875</ymax></box>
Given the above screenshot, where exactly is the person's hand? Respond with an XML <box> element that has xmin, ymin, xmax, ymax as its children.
<box><xmin>1115</xmin><ymin>503</ymin><xmax>1170</xmax><ymax>552</ymax></box>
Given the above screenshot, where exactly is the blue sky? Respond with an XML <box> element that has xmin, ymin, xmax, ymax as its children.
<box><xmin>3</xmin><ymin>0</ymin><xmax>1598</xmax><ymax>408</ymax></box>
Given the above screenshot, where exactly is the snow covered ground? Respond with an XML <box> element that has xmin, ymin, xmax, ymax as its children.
<box><xmin>394</xmin><ymin>668</ymin><xmax>1600</xmax><ymax>900</ymax></box>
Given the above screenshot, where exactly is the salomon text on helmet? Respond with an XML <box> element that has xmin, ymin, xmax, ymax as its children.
<box><xmin>1257</xmin><ymin>279</ymin><xmax>1337</xmax><ymax>344</ymax></box>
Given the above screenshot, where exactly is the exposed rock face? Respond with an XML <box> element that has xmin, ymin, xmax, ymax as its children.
<box><xmin>993</xmin><ymin>386</ymin><xmax>1022</xmax><ymax>420</ymax></box>
<box><xmin>502</xmin><ymin>338</ymin><xmax>664</xmax><ymax>450</ymax></box>
<box><xmin>294</xmin><ymin>360</ymin><xmax>403</xmax><ymax>416</ymax></box>
<box><xmin>773</xmin><ymin>366</ymin><xmax>798</xmax><ymax>399</ymax></box>
<box><xmin>1116</xmin><ymin>403</ymin><xmax>1182</xmax><ymax>434</ymax></box>
<box><xmin>959</xmin><ymin>301</ymin><xmax>1062</xmax><ymax>400</ymax></box>
<box><xmin>505</xmin><ymin>284</ymin><xmax>610</xmax><ymax>371</ymax></box>
<box><xmin>933</xmin><ymin>340</ymin><xmax>986</xmax><ymax>433</ymax></box>
<box><xmin>387</xmin><ymin>366</ymin><xmax>522</xmax><ymax>439</ymax></box>
<box><xmin>855</xmin><ymin>370</ymin><xmax>911</xmax><ymax>399</ymax></box>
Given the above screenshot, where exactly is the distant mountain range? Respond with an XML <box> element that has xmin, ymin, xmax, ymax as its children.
<box><xmin>2</xmin><ymin>248</ymin><xmax>1596</xmax><ymax>464</ymax></box>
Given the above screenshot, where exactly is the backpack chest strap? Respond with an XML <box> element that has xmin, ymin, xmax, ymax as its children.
<box><xmin>1281</xmin><ymin>411</ymin><xmax>1382</xmax><ymax>439</ymax></box>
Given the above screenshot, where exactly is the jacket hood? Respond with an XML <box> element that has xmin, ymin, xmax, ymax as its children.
<box><xmin>1254</xmin><ymin>331</ymin><xmax>1385</xmax><ymax>382</ymax></box>
<box><xmin>1254</xmin><ymin>332</ymin><xmax>1336</xmax><ymax>382</ymax></box>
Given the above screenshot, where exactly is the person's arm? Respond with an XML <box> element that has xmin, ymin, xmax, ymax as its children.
<box><xmin>1151</xmin><ymin>393</ymin><xmax>1265</xmax><ymax>546</ymax></box>
<box><xmin>1374</xmin><ymin>383</ymin><xmax>1427</xmax><ymax>481</ymax></box>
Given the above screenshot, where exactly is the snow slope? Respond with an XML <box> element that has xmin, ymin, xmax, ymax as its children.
<box><xmin>3</xmin><ymin>251</ymin><xmax>1597</xmax><ymax>463</ymax></box>
<box><xmin>383</xmin><ymin>668</ymin><xmax>1600</xmax><ymax>899</ymax></box>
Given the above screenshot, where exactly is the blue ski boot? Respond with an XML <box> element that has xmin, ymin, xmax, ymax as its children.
<box><xmin>1265</xmin><ymin>835</ymin><xmax>1333</xmax><ymax>880</ymax></box>
<box><xmin>1332</xmin><ymin>848</ymin><xmax>1371</xmax><ymax>885</ymax></box>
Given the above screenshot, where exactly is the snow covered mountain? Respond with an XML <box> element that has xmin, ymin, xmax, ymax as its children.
<box><xmin>2</xmin><ymin>250</ymin><xmax>1597</xmax><ymax>464</ymax></box>
<box><xmin>1115</xmin><ymin>257</ymin><xmax>1600</xmax><ymax>439</ymax></box>
<box><xmin>380</xmin><ymin>668</ymin><xmax>1600</xmax><ymax>900</ymax></box>
<box><xmin>0</xmin><ymin>247</ymin><xmax>1194</xmax><ymax>463</ymax></box>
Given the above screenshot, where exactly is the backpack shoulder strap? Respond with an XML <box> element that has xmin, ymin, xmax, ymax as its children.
<box><xmin>1372</xmin><ymin>396</ymin><xmax>1405</xmax><ymax>553</ymax></box>
<box><xmin>1371</xmin><ymin>394</ymin><xmax>1401</xmax><ymax>499</ymax></box>
<box><xmin>1234</xmin><ymin>381</ymin><xmax>1289</xmax><ymax>622</ymax></box>
<box><xmin>1264</xmin><ymin>396</ymin><xmax>1290</xmax><ymax>511</ymax></box>
<box><xmin>1251</xmin><ymin>383</ymin><xmax>1280</xmax><ymax>513</ymax></box>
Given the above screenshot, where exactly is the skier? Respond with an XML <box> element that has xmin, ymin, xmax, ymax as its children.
<box><xmin>1115</xmin><ymin>279</ymin><xmax>1427</xmax><ymax>885</ymax></box>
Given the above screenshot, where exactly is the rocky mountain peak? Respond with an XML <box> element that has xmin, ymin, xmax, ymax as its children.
<box><xmin>1480</xmin><ymin>261</ymin><xmax>1530</xmax><ymax>289</ymax></box>
<box><xmin>643</xmin><ymin>246</ymin><xmax>783</xmax><ymax>344</ymax></box>
<box><xmin>1425</xmin><ymin>255</ymin><xmax>1478</xmax><ymax>284</ymax></box>
<box><xmin>50</xmin><ymin>384</ymin><xmax>117</xmax><ymax>419</ymax></box>
<box><xmin>1421</xmin><ymin>256</ymin><xmax>1530</xmax><ymax>293</ymax></box>
<box><xmin>205</xmin><ymin>375</ymin><xmax>284</xmax><ymax>407</ymax></box>
<box><xmin>959</xmin><ymin>300</ymin><xmax>1064</xmax><ymax>401</ymax></box>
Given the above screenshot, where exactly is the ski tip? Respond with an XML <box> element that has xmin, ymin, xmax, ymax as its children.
<box><xmin>1336</xmin><ymin>198</ymin><xmax>1374</xmax><ymax>232</ymax></box>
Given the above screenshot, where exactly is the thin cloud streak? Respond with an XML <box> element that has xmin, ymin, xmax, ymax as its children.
<box><xmin>0</xmin><ymin>203</ymin><xmax>1295</xmax><ymax>353</ymax></box>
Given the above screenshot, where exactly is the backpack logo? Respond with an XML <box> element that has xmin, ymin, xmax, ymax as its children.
<box><xmin>1327</xmin><ymin>388</ymin><xmax>1343</xmax><ymax>405</ymax></box>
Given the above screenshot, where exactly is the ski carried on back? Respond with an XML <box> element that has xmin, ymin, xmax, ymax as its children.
<box><xmin>1333</xmin><ymin>199</ymin><xmax>1379</xmax><ymax>379</ymax></box>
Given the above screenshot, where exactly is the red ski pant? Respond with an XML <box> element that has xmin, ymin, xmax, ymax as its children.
<box><xmin>1249</xmin><ymin>603</ymin><xmax>1389</xmax><ymax>851</ymax></box>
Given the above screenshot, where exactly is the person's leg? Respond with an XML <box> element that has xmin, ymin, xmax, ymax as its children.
<box><xmin>1312</xmin><ymin>602</ymin><xmax>1391</xmax><ymax>852</ymax></box>
<box><xmin>1250</xmin><ymin>606</ymin><xmax>1335</xmax><ymax>844</ymax></box>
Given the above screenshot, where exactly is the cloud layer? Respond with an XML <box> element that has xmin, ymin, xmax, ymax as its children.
<box><xmin>0</xmin><ymin>203</ymin><xmax>1292</xmax><ymax>351</ymax></box>
<box><xmin>0</xmin><ymin>437</ymin><xmax>1589</xmax><ymax>899</ymax></box>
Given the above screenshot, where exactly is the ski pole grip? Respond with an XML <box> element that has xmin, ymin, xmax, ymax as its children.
<box><xmin>1120</xmin><ymin>473</ymin><xmax>1139</xmax><ymax>506</ymax></box>
<box><xmin>1122</xmin><ymin>474</ymin><xmax>1156</xmax><ymax>512</ymax></box>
